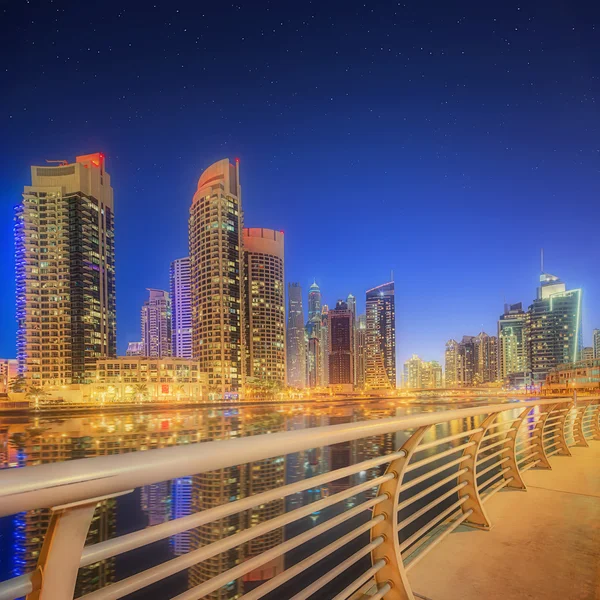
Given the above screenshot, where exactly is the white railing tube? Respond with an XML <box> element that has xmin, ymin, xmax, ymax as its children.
<box><xmin>170</xmin><ymin>499</ymin><xmax>386</xmax><ymax>600</ymax></box>
<box><xmin>79</xmin><ymin>477</ymin><xmax>391</xmax><ymax>600</ymax></box>
<box><xmin>0</xmin><ymin>400</ymin><xmax>570</xmax><ymax>518</ymax></box>
<box><xmin>243</xmin><ymin>524</ymin><xmax>384</xmax><ymax>600</ymax></box>
<box><xmin>80</xmin><ymin>450</ymin><xmax>404</xmax><ymax>567</ymax></box>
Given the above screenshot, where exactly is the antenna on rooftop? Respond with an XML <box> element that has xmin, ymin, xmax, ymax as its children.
<box><xmin>540</xmin><ymin>248</ymin><xmax>544</xmax><ymax>273</ymax></box>
<box><xmin>45</xmin><ymin>159</ymin><xmax>68</xmax><ymax>166</ymax></box>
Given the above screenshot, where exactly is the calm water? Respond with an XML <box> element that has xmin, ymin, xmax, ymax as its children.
<box><xmin>0</xmin><ymin>396</ymin><xmax>531</xmax><ymax>599</ymax></box>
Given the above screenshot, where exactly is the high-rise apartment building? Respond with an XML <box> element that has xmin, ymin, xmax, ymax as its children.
<box><xmin>526</xmin><ymin>273</ymin><xmax>582</xmax><ymax>384</ymax></box>
<box><xmin>243</xmin><ymin>228</ymin><xmax>285</xmax><ymax>384</ymax></box>
<box><xmin>403</xmin><ymin>355</ymin><xmax>422</xmax><ymax>389</ymax></box>
<box><xmin>404</xmin><ymin>355</ymin><xmax>442</xmax><ymax>389</ymax></box>
<box><xmin>189</xmin><ymin>159</ymin><xmax>243</xmax><ymax>395</ymax></box>
<box><xmin>15</xmin><ymin>153</ymin><xmax>116</xmax><ymax>385</ymax></box>
<box><xmin>365</xmin><ymin>282</ymin><xmax>396</xmax><ymax>389</ymax></box>
<box><xmin>457</xmin><ymin>336</ymin><xmax>476</xmax><ymax>386</ymax></box>
<box><xmin>141</xmin><ymin>289</ymin><xmax>172</xmax><ymax>358</ymax></box>
<box><xmin>498</xmin><ymin>303</ymin><xmax>527</xmax><ymax>379</ymax></box>
<box><xmin>328</xmin><ymin>300</ymin><xmax>354</xmax><ymax>386</ymax></box>
<box><xmin>306</xmin><ymin>281</ymin><xmax>324</xmax><ymax>388</ymax></box>
<box><xmin>355</xmin><ymin>314</ymin><xmax>367</xmax><ymax>388</ymax></box>
<box><xmin>286</xmin><ymin>283</ymin><xmax>306</xmax><ymax>388</ymax></box>
<box><xmin>594</xmin><ymin>329</ymin><xmax>600</xmax><ymax>359</ymax></box>
<box><xmin>474</xmin><ymin>332</ymin><xmax>498</xmax><ymax>383</ymax></box>
<box><xmin>320</xmin><ymin>304</ymin><xmax>330</xmax><ymax>387</ymax></box>
<box><xmin>422</xmin><ymin>360</ymin><xmax>443</xmax><ymax>389</ymax></box>
<box><xmin>444</xmin><ymin>339</ymin><xmax>460</xmax><ymax>386</ymax></box>
<box><xmin>170</xmin><ymin>257</ymin><xmax>192</xmax><ymax>359</ymax></box>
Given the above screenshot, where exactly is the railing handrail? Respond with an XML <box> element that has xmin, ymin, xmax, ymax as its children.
<box><xmin>0</xmin><ymin>397</ymin><xmax>575</xmax><ymax>518</ymax></box>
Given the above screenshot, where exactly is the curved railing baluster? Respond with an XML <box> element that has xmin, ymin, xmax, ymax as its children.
<box><xmin>458</xmin><ymin>412</ymin><xmax>500</xmax><ymax>530</ymax></box>
<box><xmin>371</xmin><ymin>426</ymin><xmax>429</xmax><ymax>600</ymax></box>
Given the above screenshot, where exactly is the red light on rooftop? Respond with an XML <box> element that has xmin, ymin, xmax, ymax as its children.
<box><xmin>235</xmin><ymin>157</ymin><xmax>240</xmax><ymax>163</ymax></box>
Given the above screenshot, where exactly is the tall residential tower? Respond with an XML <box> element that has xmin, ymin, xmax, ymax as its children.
<box><xmin>286</xmin><ymin>283</ymin><xmax>306</xmax><ymax>387</ymax></box>
<box><xmin>170</xmin><ymin>257</ymin><xmax>193</xmax><ymax>359</ymax></box>
<box><xmin>15</xmin><ymin>154</ymin><xmax>116</xmax><ymax>385</ymax></box>
<box><xmin>141</xmin><ymin>289</ymin><xmax>172</xmax><ymax>358</ymax></box>
<box><xmin>365</xmin><ymin>282</ymin><xmax>396</xmax><ymax>389</ymax></box>
<box><xmin>189</xmin><ymin>159</ymin><xmax>243</xmax><ymax>395</ymax></box>
<box><xmin>243</xmin><ymin>228</ymin><xmax>286</xmax><ymax>384</ymax></box>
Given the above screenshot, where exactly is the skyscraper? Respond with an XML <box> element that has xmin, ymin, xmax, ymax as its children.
<box><xmin>403</xmin><ymin>355</ymin><xmax>422</xmax><ymax>389</ymax></box>
<box><xmin>15</xmin><ymin>153</ymin><xmax>116</xmax><ymax>385</ymax></box>
<box><xmin>141</xmin><ymin>289</ymin><xmax>172</xmax><ymax>358</ymax></box>
<box><xmin>355</xmin><ymin>314</ymin><xmax>367</xmax><ymax>388</ymax></box>
<box><xmin>286</xmin><ymin>283</ymin><xmax>306</xmax><ymax>388</ymax></box>
<box><xmin>498</xmin><ymin>303</ymin><xmax>527</xmax><ymax>379</ymax></box>
<box><xmin>474</xmin><ymin>332</ymin><xmax>498</xmax><ymax>383</ymax></box>
<box><xmin>328</xmin><ymin>300</ymin><xmax>354</xmax><ymax>386</ymax></box>
<box><xmin>444</xmin><ymin>339</ymin><xmax>460</xmax><ymax>386</ymax></box>
<box><xmin>170</xmin><ymin>257</ymin><xmax>192</xmax><ymax>359</ymax></box>
<box><xmin>307</xmin><ymin>280</ymin><xmax>322</xmax><ymax>320</ymax></box>
<box><xmin>243</xmin><ymin>228</ymin><xmax>285</xmax><ymax>384</ymax></box>
<box><xmin>365</xmin><ymin>282</ymin><xmax>396</xmax><ymax>389</ymax></box>
<box><xmin>526</xmin><ymin>272</ymin><xmax>582</xmax><ymax>384</ymax></box>
<box><xmin>306</xmin><ymin>281</ymin><xmax>323</xmax><ymax>388</ymax></box>
<box><xmin>189</xmin><ymin>158</ymin><xmax>243</xmax><ymax>395</ymax></box>
<box><xmin>346</xmin><ymin>293</ymin><xmax>357</xmax><ymax>385</ymax></box>
<box><xmin>404</xmin><ymin>355</ymin><xmax>443</xmax><ymax>389</ymax></box>
<box><xmin>593</xmin><ymin>329</ymin><xmax>600</xmax><ymax>360</ymax></box>
<box><xmin>320</xmin><ymin>304</ymin><xmax>330</xmax><ymax>387</ymax></box>
<box><xmin>458</xmin><ymin>336</ymin><xmax>476</xmax><ymax>386</ymax></box>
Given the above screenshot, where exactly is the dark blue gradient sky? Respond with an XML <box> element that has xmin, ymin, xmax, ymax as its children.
<box><xmin>1</xmin><ymin>1</ymin><xmax>598</xmax><ymax>365</ymax></box>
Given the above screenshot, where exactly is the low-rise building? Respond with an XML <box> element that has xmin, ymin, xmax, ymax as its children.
<box><xmin>543</xmin><ymin>358</ymin><xmax>600</xmax><ymax>395</ymax></box>
<box><xmin>0</xmin><ymin>359</ymin><xmax>18</xmax><ymax>393</ymax></box>
<box><xmin>91</xmin><ymin>357</ymin><xmax>207</xmax><ymax>403</ymax></box>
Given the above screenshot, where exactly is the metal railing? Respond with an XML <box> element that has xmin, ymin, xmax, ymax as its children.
<box><xmin>0</xmin><ymin>397</ymin><xmax>598</xmax><ymax>600</ymax></box>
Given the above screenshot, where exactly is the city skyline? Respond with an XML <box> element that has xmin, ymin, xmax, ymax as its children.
<box><xmin>1</xmin><ymin>2</ymin><xmax>599</xmax><ymax>368</ymax></box>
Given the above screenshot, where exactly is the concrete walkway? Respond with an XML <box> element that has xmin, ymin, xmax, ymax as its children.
<box><xmin>409</xmin><ymin>441</ymin><xmax>600</xmax><ymax>600</ymax></box>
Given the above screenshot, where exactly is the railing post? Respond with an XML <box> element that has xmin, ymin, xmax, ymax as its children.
<box><xmin>548</xmin><ymin>404</ymin><xmax>572</xmax><ymax>457</ymax></box>
<box><xmin>26</xmin><ymin>491</ymin><xmax>129</xmax><ymax>600</ymax></box>
<box><xmin>457</xmin><ymin>412</ymin><xmax>499</xmax><ymax>530</ymax></box>
<box><xmin>590</xmin><ymin>402</ymin><xmax>600</xmax><ymax>441</ymax></box>
<box><xmin>501</xmin><ymin>406</ymin><xmax>534</xmax><ymax>491</ymax></box>
<box><xmin>371</xmin><ymin>426</ymin><xmax>429</xmax><ymax>600</ymax></box>
<box><xmin>26</xmin><ymin>501</ymin><xmax>97</xmax><ymax>600</ymax></box>
<box><xmin>529</xmin><ymin>403</ymin><xmax>557</xmax><ymax>469</ymax></box>
<box><xmin>572</xmin><ymin>403</ymin><xmax>589</xmax><ymax>447</ymax></box>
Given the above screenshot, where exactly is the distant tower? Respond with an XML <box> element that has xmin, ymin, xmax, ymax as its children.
<box><xmin>355</xmin><ymin>314</ymin><xmax>367</xmax><ymax>388</ymax></box>
<box><xmin>170</xmin><ymin>257</ymin><xmax>192</xmax><ymax>359</ymax></box>
<box><xmin>593</xmin><ymin>329</ymin><xmax>600</xmax><ymax>360</ymax></box>
<box><xmin>15</xmin><ymin>153</ymin><xmax>116</xmax><ymax>385</ymax></box>
<box><xmin>365</xmin><ymin>281</ymin><xmax>396</xmax><ymax>389</ymax></box>
<box><xmin>320</xmin><ymin>304</ymin><xmax>330</xmax><ymax>386</ymax></box>
<box><xmin>328</xmin><ymin>300</ymin><xmax>354</xmax><ymax>386</ymax></box>
<box><xmin>444</xmin><ymin>339</ymin><xmax>460</xmax><ymax>386</ymax></box>
<box><xmin>141</xmin><ymin>289</ymin><xmax>172</xmax><ymax>358</ymax></box>
<box><xmin>287</xmin><ymin>283</ymin><xmax>306</xmax><ymax>388</ymax></box>
<box><xmin>243</xmin><ymin>228</ymin><xmax>286</xmax><ymax>384</ymax></box>
<box><xmin>526</xmin><ymin>271</ymin><xmax>582</xmax><ymax>384</ymax></box>
<box><xmin>498</xmin><ymin>303</ymin><xmax>527</xmax><ymax>379</ymax></box>
<box><xmin>306</xmin><ymin>281</ymin><xmax>323</xmax><ymax>387</ymax></box>
<box><xmin>189</xmin><ymin>159</ymin><xmax>243</xmax><ymax>396</ymax></box>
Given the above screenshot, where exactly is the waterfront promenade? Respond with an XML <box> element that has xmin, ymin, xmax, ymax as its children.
<box><xmin>410</xmin><ymin>441</ymin><xmax>600</xmax><ymax>600</ymax></box>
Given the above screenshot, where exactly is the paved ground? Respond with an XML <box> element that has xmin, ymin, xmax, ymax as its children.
<box><xmin>409</xmin><ymin>441</ymin><xmax>600</xmax><ymax>600</ymax></box>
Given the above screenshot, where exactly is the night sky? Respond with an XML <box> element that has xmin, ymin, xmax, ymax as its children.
<box><xmin>1</xmin><ymin>1</ymin><xmax>598</xmax><ymax>366</ymax></box>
